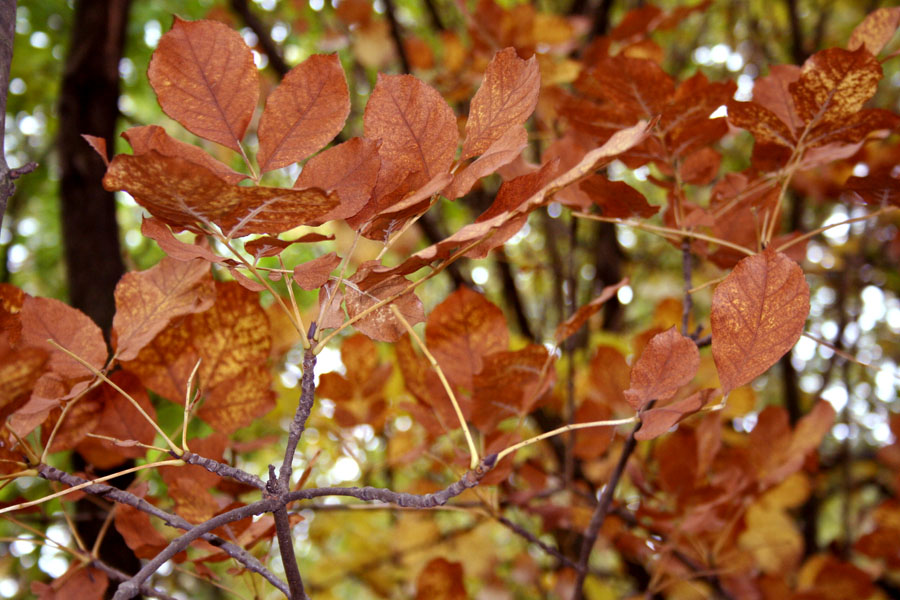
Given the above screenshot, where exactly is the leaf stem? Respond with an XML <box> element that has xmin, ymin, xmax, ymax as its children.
<box><xmin>47</xmin><ymin>340</ymin><xmax>180</xmax><ymax>454</ymax></box>
<box><xmin>775</xmin><ymin>206</ymin><xmax>896</xmax><ymax>253</ymax></box>
<box><xmin>494</xmin><ymin>416</ymin><xmax>637</xmax><ymax>464</ymax></box>
<box><xmin>389</xmin><ymin>305</ymin><xmax>480</xmax><ymax>470</ymax></box>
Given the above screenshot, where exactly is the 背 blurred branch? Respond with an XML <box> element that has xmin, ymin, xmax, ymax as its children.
<box><xmin>383</xmin><ymin>0</ymin><xmax>412</xmax><ymax>74</ymax></box>
<box><xmin>229</xmin><ymin>0</ymin><xmax>290</xmax><ymax>77</ymax></box>
<box><xmin>0</xmin><ymin>0</ymin><xmax>22</xmax><ymax>232</ymax></box>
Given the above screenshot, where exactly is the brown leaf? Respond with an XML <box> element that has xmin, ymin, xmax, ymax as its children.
<box><xmin>345</xmin><ymin>266</ymin><xmax>424</xmax><ymax>342</ymax></box>
<box><xmin>790</xmin><ymin>47</ymin><xmax>882</xmax><ymax>128</ymax></box>
<box><xmin>444</xmin><ymin>126</ymin><xmax>528</xmax><ymax>200</ymax></box>
<box><xmin>295</xmin><ymin>137</ymin><xmax>381</xmax><ymax>224</ymax></box>
<box><xmin>75</xmin><ymin>371</ymin><xmax>158</xmax><ymax>469</ymax></box>
<box><xmin>33</xmin><ymin>565</ymin><xmax>108</xmax><ymax>600</ymax></box>
<box><xmin>579</xmin><ymin>176</ymin><xmax>658</xmax><ymax>218</ymax></box>
<box><xmin>197</xmin><ymin>365</ymin><xmax>276</xmax><ymax>434</ymax></box>
<box><xmin>112</xmin><ymin>257</ymin><xmax>215</xmax><ymax>361</ymax></box>
<box><xmin>843</xmin><ymin>166</ymin><xmax>900</xmax><ymax>206</ymax></box>
<box><xmin>624</xmin><ymin>327</ymin><xmax>699</xmax><ymax>411</ymax></box>
<box><xmin>140</xmin><ymin>217</ymin><xmax>227</xmax><ymax>263</ymax></box>
<box><xmin>243</xmin><ymin>236</ymin><xmax>293</xmax><ymax>259</ymax></box>
<box><xmin>19</xmin><ymin>297</ymin><xmax>106</xmax><ymax>380</ymax></box>
<box><xmin>148</xmin><ymin>17</ymin><xmax>258</xmax><ymax>151</ymax></box>
<box><xmin>848</xmin><ymin>7</ymin><xmax>900</xmax><ymax>56</ymax></box>
<box><xmin>751</xmin><ymin>65</ymin><xmax>803</xmax><ymax>136</ymax></box>
<box><xmin>122</xmin><ymin>125</ymin><xmax>247</xmax><ymax>184</ymax></box>
<box><xmin>364</xmin><ymin>73</ymin><xmax>457</xmax><ymax>188</ymax></box>
<box><xmin>104</xmin><ymin>151</ymin><xmax>337</xmax><ymax>236</ymax></box>
<box><xmin>228</xmin><ymin>266</ymin><xmax>267</xmax><ymax>291</ymax></box>
<box><xmin>711</xmin><ymin>249</ymin><xmax>810</xmax><ymax>395</ymax></box>
<box><xmin>554</xmin><ymin>279</ymin><xmax>628</xmax><ymax>343</ymax></box>
<box><xmin>577</xmin><ymin>55</ymin><xmax>674</xmax><ymax>119</ymax></box>
<box><xmin>115</xmin><ymin>483</ymin><xmax>170</xmax><ymax>559</ymax></box>
<box><xmin>0</xmin><ymin>344</ymin><xmax>46</xmax><ymax>425</ymax></box>
<box><xmin>726</xmin><ymin>100</ymin><xmax>796</xmax><ymax>148</ymax></box>
<box><xmin>416</xmin><ymin>558</ymin><xmax>467</xmax><ymax>600</ymax></box>
<box><xmin>81</xmin><ymin>134</ymin><xmax>108</xmax><ymax>166</ymax></box>
<box><xmin>425</xmin><ymin>287</ymin><xmax>509</xmax><ymax>390</ymax></box>
<box><xmin>635</xmin><ymin>388</ymin><xmax>716</xmax><ymax>441</ymax></box>
<box><xmin>257</xmin><ymin>54</ymin><xmax>350</xmax><ymax>172</ymax></box>
<box><xmin>679</xmin><ymin>146</ymin><xmax>721</xmax><ymax>185</ymax></box>
<box><xmin>472</xmin><ymin>345</ymin><xmax>553</xmax><ymax>433</ymax></box>
<box><xmin>461</xmin><ymin>48</ymin><xmax>540</xmax><ymax>160</ymax></box>
<box><xmin>292</xmin><ymin>252</ymin><xmax>341</xmax><ymax>291</ymax></box>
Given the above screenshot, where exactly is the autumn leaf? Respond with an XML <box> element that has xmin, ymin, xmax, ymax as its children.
<box><xmin>848</xmin><ymin>7</ymin><xmax>900</xmax><ymax>56</ymax></box>
<box><xmin>554</xmin><ymin>279</ymin><xmax>628</xmax><ymax>343</ymax></box>
<box><xmin>292</xmin><ymin>252</ymin><xmax>341</xmax><ymax>291</ymax></box>
<box><xmin>790</xmin><ymin>47</ymin><xmax>881</xmax><ymax>128</ymax></box>
<box><xmin>345</xmin><ymin>268</ymin><xmax>425</xmax><ymax>342</ymax></box>
<box><xmin>148</xmin><ymin>17</ymin><xmax>258</xmax><ymax>151</ymax></box>
<box><xmin>425</xmin><ymin>287</ymin><xmax>509</xmax><ymax>390</ymax></box>
<box><xmin>635</xmin><ymin>388</ymin><xmax>716</xmax><ymax>441</ymax></box>
<box><xmin>141</xmin><ymin>218</ymin><xmax>228</xmax><ymax>263</ymax></box>
<box><xmin>711</xmin><ymin>249</ymin><xmax>810</xmax><ymax>395</ymax></box>
<box><xmin>461</xmin><ymin>47</ymin><xmax>540</xmax><ymax>160</ymax></box>
<box><xmin>444</xmin><ymin>126</ymin><xmax>528</xmax><ymax>200</ymax></box>
<box><xmin>472</xmin><ymin>345</ymin><xmax>553</xmax><ymax>433</ymax></box>
<box><xmin>624</xmin><ymin>327</ymin><xmax>700</xmax><ymax>411</ymax></box>
<box><xmin>579</xmin><ymin>176</ymin><xmax>658</xmax><ymax>218</ymax></box>
<box><xmin>415</xmin><ymin>558</ymin><xmax>467</xmax><ymax>599</ymax></box>
<box><xmin>122</xmin><ymin>125</ymin><xmax>247</xmax><ymax>184</ymax></box>
<box><xmin>364</xmin><ymin>73</ymin><xmax>457</xmax><ymax>189</ymax></box>
<box><xmin>112</xmin><ymin>256</ymin><xmax>215</xmax><ymax>361</ymax></box>
<box><xmin>257</xmin><ymin>54</ymin><xmax>350</xmax><ymax>172</ymax></box>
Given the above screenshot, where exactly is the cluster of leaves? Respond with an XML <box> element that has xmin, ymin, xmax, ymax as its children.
<box><xmin>2</xmin><ymin>3</ymin><xmax>900</xmax><ymax>599</ymax></box>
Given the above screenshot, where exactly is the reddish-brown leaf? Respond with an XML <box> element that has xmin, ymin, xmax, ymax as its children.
<box><xmin>243</xmin><ymin>236</ymin><xmax>293</xmax><ymax>259</ymax></box>
<box><xmin>461</xmin><ymin>48</ymin><xmax>540</xmax><ymax>160</ymax></box>
<box><xmin>345</xmin><ymin>265</ymin><xmax>424</xmax><ymax>342</ymax></box>
<box><xmin>74</xmin><ymin>371</ymin><xmax>158</xmax><ymax>469</ymax></box>
<box><xmin>790</xmin><ymin>47</ymin><xmax>882</xmax><ymax>127</ymax></box>
<box><xmin>197</xmin><ymin>364</ymin><xmax>276</xmax><ymax>434</ymax></box>
<box><xmin>364</xmin><ymin>73</ymin><xmax>457</xmax><ymax>187</ymax></box>
<box><xmin>843</xmin><ymin>166</ymin><xmax>900</xmax><ymax>206</ymax></box>
<box><xmin>805</xmin><ymin>108</ymin><xmax>900</xmax><ymax>148</ymax></box>
<box><xmin>554</xmin><ymin>279</ymin><xmax>628</xmax><ymax>343</ymax></box>
<box><xmin>295</xmin><ymin>137</ymin><xmax>381</xmax><ymax>224</ymax></box>
<box><xmin>579</xmin><ymin>176</ymin><xmax>658</xmax><ymax>218</ymax></box>
<box><xmin>292</xmin><ymin>252</ymin><xmax>341</xmax><ymax>291</ymax></box>
<box><xmin>122</xmin><ymin>125</ymin><xmax>247</xmax><ymax>184</ymax></box>
<box><xmin>711</xmin><ymin>249</ymin><xmax>810</xmax><ymax>395</ymax></box>
<box><xmin>624</xmin><ymin>327</ymin><xmax>699</xmax><ymax>411</ymax></box>
<box><xmin>104</xmin><ymin>151</ymin><xmax>337</xmax><ymax>236</ymax></box>
<box><xmin>472</xmin><ymin>345</ymin><xmax>553</xmax><ymax>433</ymax></box>
<box><xmin>726</xmin><ymin>100</ymin><xmax>796</xmax><ymax>147</ymax></box>
<box><xmin>32</xmin><ymin>565</ymin><xmax>108</xmax><ymax>600</ymax></box>
<box><xmin>444</xmin><ymin>126</ymin><xmax>528</xmax><ymax>200</ymax></box>
<box><xmin>425</xmin><ymin>287</ymin><xmax>509</xmax><ymax>390</ymax></box>
<box><xmin>751</xmin><ymin>65</ymin><xmax>803</xmax><ymax>136</ymax></box>
<box><xmin>635</xmin><ymin>388</ymin><xmax>716</xmax><ymax>441</ymax></box>
<box><xmin>114</xmin><ymin>483</ymin><xmax>170</xmax><ymax>559</ymax></box>
<box><xmin>577</xmin><ymin>55</ymin><xmax>674</xmax><ymax>119</ymax></box>
<box><xmin>19</xmin><ymin>297</ymin><xmax>106</xmax><ymax>380</ymax></box>
<box><xmin>257</xmin><ymin>54</ymin><xmax>350</xmax><ymax>172</ymax></box>
<box><xmin>416</xmin><ymin>558</ymin><xmax>467</xmax><ymax>600</ymax></box>
<box><xmin>848</xmin><ymin>7</ymin><xmax>900</xmax><ymax>56</ymax></box>
<box><xmin>148</xmin><ymin>17</ymin><xmax>258</xmax><ymax>151</ymax></box>
<box><xmin>679</xmin><ymin>146</ymin><xmax>721</xmax><ymax>185</ymax></box>
<box><xmin>81</xmin><ymin>134</ymin><xmax>108</xmax><ymax>166</ymax></box>
<box><xmin>141</xmin><ymin>217</ymin><xmax>227</xmax><ymax>263</ymax></box>
<box><xmin>112</xmin><ymin>257</ymin><xmax>215</xmax><ymax>361</ymax></box>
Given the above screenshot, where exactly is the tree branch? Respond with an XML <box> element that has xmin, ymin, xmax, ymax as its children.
<box><xmin>178</xmin><ymin>451</ymin><xmax>265</xmax><ymax>490</ymax></box>
<box><xmin>573</xmin><ymin>414</ymin><xmax>647</xmax><ymax>598</ymax></box>
<box><xmin>0</xmin><ymin>0</ymin><xmax>18</xmax><ymax>232</ymax></box>
<box><xmin>91</xmin><ymin>560</ymin><xmax>179</xmax><ymax>600</ymax></box>
<box><xmin>229</xmin><ymin>0</ymin><xmax>291</xmax><ymax>77</ymax></box>
<box><xmin>273</xmin><ymin>506</ymin><xmax>308</xmax><ymax>600</ymax></box>
<box><xmin>383</xmin><ymin>0</ymin><xmax>412</xmax><ymax>74</ymax></box>
<box><xmin>279</xmin><ymin>339</ymin><xmax>317</xmax><ymax>491</ymax></box>
<box><xmin>37</xmin><ymin>465</ymin><xmax>290</xmax><ymax>597</ymax></box>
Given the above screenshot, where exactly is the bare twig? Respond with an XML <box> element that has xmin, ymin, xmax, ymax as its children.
<box><xmin>178</xmin><ymin>451</ymin><xmax>265</xmax><ymax>490</ymax></box>
<box><xmin>272</xmin><ymin>506</ymin><xmax>308</xmax><ymax>600</ymax></box>
<box><xmin>383</xmin><ymin>0</ymin><xmax>412</xmax><ymax>73</ymax></box>
<box><xmin>279</xmin><ymin>335</ymin><xmax>317</xmax><ymax>491</ymax></box>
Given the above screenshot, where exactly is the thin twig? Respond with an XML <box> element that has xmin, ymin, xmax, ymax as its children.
<box><xmin>279</xmin><ymin>337</ymin><xmax>318</xmax><ymax>491</ymax></box>
<box><xmin>273</xmin><ymin>505</ymin><xmax>308</xmax><ymax>600</ymax></box>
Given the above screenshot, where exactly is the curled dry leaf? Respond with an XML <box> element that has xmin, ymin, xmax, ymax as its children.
<box><xmin>711</xmin><ymin>248</ymin><xmax>810</xmax><ymax>395</ymax></box>
<box><xmin>461</xmin><ymin>47</ymin><xmax>540</xmax><ymax>160</ymax></box>
<box><xmin>148</xmin><ymin>17</ymin><xmax>258</xmax><ymax>151</ymax></box>
<box><xmin>345</xmin><ymin>264</ymin><xmax>424</xmax><ymax>342</ymax></box>
<box><xmin>141</xmin><ymin>218</ymin><xmax>227</xmax><ymax>264</ymax></box>
<box><xmin>624</xmin><ymin>326</ymin><xmax>699</xmax><ymax>412</ymax></box>
<box><xmin>112</xmin><ymin>256</ymin><xmax>215</xmax><ymax>361</ymax></box>
<box><xmin>635</xmin><ymin>388</ymin><xmax>717</xmax><ymax>441</ymax></box>
<box><xmin>257</xmin><ymin>54</ymin><xmax>350</xmax><ymax>173</ymax></box>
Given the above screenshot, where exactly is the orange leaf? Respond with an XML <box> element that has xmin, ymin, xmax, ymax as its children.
<box><xmin>148</xmin><ymin>17</ymin><xmax>258</xmax><ymax>151</ymax></box>
<box><xmin>554</xmin><ymin>279</ymin><xmax>628</xmax><ymax>343</ymax></box>
<box><xmin>711</xmin><ymin>249</ymin><xmax>810</xmax><ymax>395</ymax></box>
<box><xmin>74</xmin><ymin>371</ymin><xmax>158</xmax><ymax>469</ymax></box>
<box><xmin>364</xmin><ymin>73</ymin><xmax>457</xmax><ymax>187</ymax></box>
<box><xmin>415</xmin><ymin>558</ymin><xmax>467</xmax><ymax>600</ymax></box>
<box><xmin>114</xmin><ymin>483</ymin><xmax>170</xmax><ymax>559</ymax></box>
<box><xmin>425</xmin><ymin>287</ymin><xmax>509</xmax><ymax>390</ymax></box>
<box><xmin>461</xmin><ymin>47</ymin><xmax>540</xmax><ymax>160</ymax></box>
<box><xmin>634</xmin><ymin>388</ymin><xmax>716</xmax><ymax>441</ymax></box>
<box><xmin>32</xmin><ymin>565</ymin><xmax>108</xmax><ymax>600</ymax></box>
<box><xmin>141</xmin><ymin>217</ymin><xmax>227</xmax><ymax>263</ymax></box>
<box><xmin>81</xmin><ymin>134</ymin><xmax>108</xmax><ymax>166</ymax></box>
<box><xmin>196</xmin><ymin>364</ymin><xmax>276</xmax><ymax>434</ymax></box>
<box><xmin>19</xmin><ymin>296</ymin><xmax>106</xmax><ymax>380</ymax></box>
<box><xmin>257</xmin><ymin>54</ymin><xmax>350</xmax><ymax>172</ymax></box>
<box><xmin>848</xmin><ymin>7</ymin><xmax>900</xmax><ymax>57</ymax></box>
<box><xmin>292</xmin><ymin>252</ymin><xmax>341</xmax><ymax>291</ymax></box>
<box><xmin>112</xmin><ymin>257</ymin><xmax>215</xmax><ymax>361</ymax></box>
<box><xmin>726</xmin><ymin>100</ymin><xmax>796</xmax><ymax>148</ymax></box>
<box><xmin>624</xmin><ymin>327</ymin><xmax>699</xmax><ymax>411</ymax></box>
<box><xmin>444</xmin><ymin>126</ymin><xmax>528</xmax><ymax>200</ymax></box>
<box><xmin>122</xmin><ymin>125</ymin><xmax>247</xmax><ymax>184</ymax></box>
<box><xmin>472</xmin><ymin>345</ymin><xmax>553</xmax><ymax>433</ymax></box>
<box><xmin>579</xmin><ymin>175</ymin><xmax>658</xmax><ymax>218</ymax></box>
<box><xmin>345</xmin><ymin>266</ymin><xmax>424</xmax><ymax>342</ymax></box>
<box><xmin>790</xmin><ymin>47</ymin><xmax>882</xmax><ymax>128</ymax></box>
<box><xmin>295</xmin><ymin>137</ymin><xmax>381</xmax><ymax>223</ymax></box>
<box><xmin>103</xmin><ymin>151</ymin><xmax>337</xmax><ymax>236</ymax></box>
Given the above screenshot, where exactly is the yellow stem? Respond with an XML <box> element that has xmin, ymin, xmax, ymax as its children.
<box><xmin>47</xmin><ymin>340</ymin><xmax>180</xmax><ymax>454</ymax></box>
<box><xmin>775</xmin><ymin>206</ymin><xmax>896</xmax><ymax>253</ymax></box>
<box><xmin>572</xmin><ymin>213</ymin><xmax>756</xmax><ymax>257</ymax></box>
<box><xmin>315</xmin><ymin>231</ymin><xmax>361</xmax><ymax>340</ymax></box>
<box><xmin>83</xmin><ymin>433</ymin><xmax>168</xmax><ymax>454</ymax></box>
<box><xmin>183</xmin><ymin>357</ymin><xmax>203</xmax><ymax>453</ymax></box>
<box><xmin>495</xmin><ymin>417</ymin><xmax>637</xmax><ymax>463</ymax></box>
<box><xmin>687</xmin><ymin>275</ymin><xmax>727</xmax><ymax>295</ymax></box>
<box><xmin>390</xmin><ymin>305</ymin><xmax>480</xmax><ymax>470</ymax></box>
<box><xmin>0</xmin><ymin>459</ymin><xmax>184</xmax><ymax>515</ymax></box>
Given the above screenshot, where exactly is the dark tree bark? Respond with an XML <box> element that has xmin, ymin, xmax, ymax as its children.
<box><xmin>58</xmin><ymin>0</ymin><xmax>129</xmax><ymax>335</ymax></box>
<box><xmin>0</xmin><ymin>0</ymin><xmax>17</xmax><ymax>231</ymax></box>
<box><xmin>57</xmin><ymin>0</ymin><xmax>139</xmax><ymax>588</ymax></box>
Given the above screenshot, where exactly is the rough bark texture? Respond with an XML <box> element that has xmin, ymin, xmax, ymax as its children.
<box><xmin>0</xmin><ymin>0</ymin><xmax>16</xmax><ymax>231</ymax></box>
<box><xmin>58</xmin><ymin>0</ymin><xmax>129</xmax><ymax>335</ymax></box>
